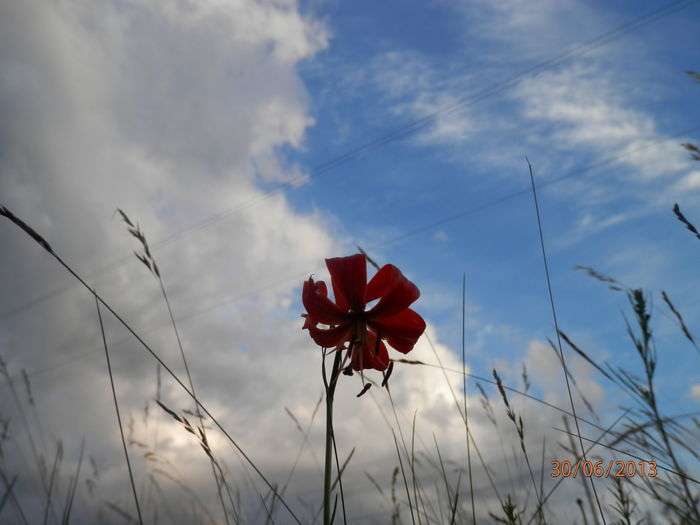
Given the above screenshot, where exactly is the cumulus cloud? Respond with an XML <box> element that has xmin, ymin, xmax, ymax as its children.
<box><xmin>515</xmin><ymin>65</ymin><xmax>691</xmax><ymax>184</ymax></box>
<box><xmin>0</xmin><ymin>0</ymin><xmax>339</xmax><ymax>522</ymax></box>
<box><xmin>0</xmin><ymin>2</ymin><xmax>624</xmax><ymax>524</ymax></box>
<box><xmin>0</xmin><ymin>2</ymin><xmax>516</xmax><ymax>523</ymax></box>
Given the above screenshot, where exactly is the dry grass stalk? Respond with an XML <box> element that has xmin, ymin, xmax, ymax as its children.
<box><xmin>0</xmin><ymin>353</ymin><xmax>51</xmax><ymax>503</ymax></box>
<box><xmin>95</xmin><ymin>296</ymin><xmax>143</xmax><ymax>524</ymax></box>
<box><xmin>0</xmin><ymin>206</ymin><xmax>301</xmax><ymax>524</ymax></box>
<box><xmin>528</xmin><ymin>408</ymin><xmax>631</xmax><ymax>525</ymax></box>
<box><xmin>61</xmin><ymin>437</ymin><xmax>85</xmax><ymax>524</ymax></box>
<box><xmin>545</xmin><ymin>338</ymin><xmax>598</xmax><ymax>421</ymax></box>
<box><xmin>489</xmin><ymin>494</ymin><xmax>522</xmax><ymax>525</ymax></box>
<box><xmin>424</xmin><ymin>334</ymin><xmax>504</xmax><ymax>507</ymax></box>
<box><xmin>526</xmin><ymin>158</ymin><xmax>604</xmax><ymax>524</ymax></box>
<box><xmin>0</xmin><ymin>474</ymin><xmax>18</xmax><ymax>522</ymax></box>
<box><xmin>492</xmin><ymin>368</ymin><xmax>543</xmax><ymax>522</ymax></box>
<box><xmin>392</xmin><ymin>429</ymin><xmax>416</xmax><ymax>525</ymax></box>
<box><xmin>390</xmin><ymin>466</ymin><xmax>401</xmax><ymax>525</ymax></box>
<box><xmin>104</xmin><ymin>500</ymin><xmax>135</xmax><ymax>523</ymax></box>
<box><xmin>574</xmin><ymin>265</ymin><xmax>625</xmax><ymax>292</ymax></box>
<box><xmin>661</xmin><ymin>290</ymin><xmax>698</xmax><ymax>350</ymax></box>
<box><xmin>681</xmin><ymin>142</ymin><xmax>700</xmax><ymax>161</ymax></box>
<box><xmin>117</xmin><ymin>207</ymin><xmax>231</xmax><ymax>525</ymax></box>
<box><xmin>0</xmin><ymin>463</ymin><xmax>28</xmax><ymax>525</ymax></box>
<box><xmin>562</xmin><ymin>416</ymin><xmax>600</xmax><ymax>525</ymax></box>
<box><xmin>610</xmin><ymin>477</ymin><xmax>636</xmax><ymax>525</ymax></box>
<box><xmin>155</xmin><ymin>400</ymin><xmax>240</xmax><ymax>523</ymax></box>
<box><xmin>673</xmin><ymin>203</ymin><xmax>700</xmax><ymax>241</ymax></box>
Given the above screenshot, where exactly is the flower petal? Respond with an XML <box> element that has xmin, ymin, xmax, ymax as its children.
<box><xmin>365</xmin><ymin>264</ymin><xmax>400</xmax><ymax>302</ymax></box>
<box><xmin>369</xmin><ymin>308</ymin><xmax>425</xmax><ymax>354</ymax></box>
<box><xmin>302</xmin><ymin>278</ymin><xmax>348</xmax><ymax>324</ymax></box>
<box><xmin>326</xmin><ymin>254</ymin><xmax>367</xmax><ymax>312</ymax></box>
<box><xmin>304</xmin><ymin>319</ymin><xmax>352</xmax><ymax>348</ymax></box>
<box><xmin>366</xmin><ymin>266</ymin><xmax>420</xmax><ymax>319</ymax></box>
<box><xmin>351</xmin><ymin>330</ymin><xmax>389</xmax><ymax>371</ymax></box>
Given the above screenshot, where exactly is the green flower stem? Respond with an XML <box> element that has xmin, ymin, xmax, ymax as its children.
<box><xmin>323</xmin><ymin>348</ymin><xmax>344</xmax><ymax>525</ymax></box>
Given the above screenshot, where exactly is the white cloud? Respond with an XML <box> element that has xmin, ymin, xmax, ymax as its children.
<box><xmin>433</xmin><ymin>230</ymin><xmax>449</xmax><ymax>242</ymax></box>
<box><xmin>515</xmin><ymin>65</ymin><xmax>691</xmax><ymax>183</ymax></box>
<box><xmin>524</xmin><ymin>340</ymin><xmax>604</xmax><ymax>411</ymax></box>
<box><xmin>367</xmin><ymin>51</ymin><xmax>479</xmax><ymax>147</ymax></box>
<box><xmin>0</xmin><ymin>3</ymin><xmax>552</xmax><ymax>522</ymax></box>
<box><xmin>452</xmin><ymin>0</ymin><xmax>599</xmax><ymax>58</ymax></box>
<box><xmin>0</xmin><ymin>1</ymin><xmax>338</xmax><ymax>522</ymax></box>
<box><xmin>692</xmin><ymin>384</ymin><xmax>700</xmax><ymax>400</ymax></box>
<box><xmin>0</xmin><ymin>1</ymin><xmax>670</xmax><ymax>523</ymax></box>
<box><xmin>553</xmin><ymin>209</ymin><xmax>643</xmax><ymax>249</ymax></box>
<box><xmin>674</xmin><ymin>170</ymin><xmax>700</xmax><ymax>192</ymax></box>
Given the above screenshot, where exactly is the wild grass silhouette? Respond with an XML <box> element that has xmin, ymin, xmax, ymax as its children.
<box><xmin>1</xmin><ymin>128</ymin><xmax>700</xmax><ymax>523</ymax></box>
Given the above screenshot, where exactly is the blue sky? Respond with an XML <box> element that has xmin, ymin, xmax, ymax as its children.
<box><xmin>1</xmin><ymin>0</ymin><xmax>699</xmax><ymax>522</ymax></box>
<box><xmin>282</xmin><ymin>0</ymin><xmax>700</xmax><ymax>413</ymax></box>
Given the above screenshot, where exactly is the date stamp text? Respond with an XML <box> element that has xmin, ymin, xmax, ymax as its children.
<box><xmin>551</xmin><ymin>459</ymin><xmax>657</xmax><ymax>479</ymax></box>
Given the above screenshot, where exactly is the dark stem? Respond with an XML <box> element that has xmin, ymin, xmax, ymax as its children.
<box><xmin>0</xmin><ymin>209</ymin><xmax>301</xmax><ymax>524</ymax></box>
<box><xmin>95</xmin><ymin>296</ymin><xmax>143</xmax><ymax>525</ymax></box>
<box><xmin>0</xmin><ymin>359</ymin><xmax>52</xmax><ymax>516</ymax></box>
<box><xmin>61</xmin><ymin>437</ymin><xmax>85</xmax><ymax>524</ymax></box>
<box><xmin>391</xmin><ymin>429</ymin><xmax>416</xmax><ymax>525</ymax></box>
<box><xmin>0</xmin><ymin>469</ymin><xmax>27</xmax><ymax>525</ymax></box>
<box><xmin>323</xmin><ymin>348</ymin><xmax>343</xmax><ymax>525</ymax></box>
<box><xmin>331</xmin><ymin>433</ymin><xmax>348</xmax><ymax>525</ymax></box>
<box><xmin>461</xmin><ymin>274</ymin><xmax>476</xmax><ymax>524</ymax></box>
<box><xmin>157</xmin><ymin>275</ymin><xmax>231</xmax><ymax>525</ymax></box>
<box><xmin>42</xmin><ymin>442</ymin><xmax>61</xmax><ymax>525</ymax></box>
<box><xmin>0</xmin><ymin>475</ymin><xmax>17</xmax><ymax>521</ymax></box>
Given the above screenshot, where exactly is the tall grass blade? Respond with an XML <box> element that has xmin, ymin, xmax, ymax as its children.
<box><xmin>423</xmin><ymin>335</ymin><xmax>503</xmax><ymax>506</ymax></box>
<box><xmin>61</xmin><ymin>437</ymin><xmax>85</xmax><ymax>524</ymax></box>
<box><xmin>461</xmin><ymin>274</ymin><xmax>477</xmax><ymax>523</ymax></box>
<box><xmin>0</xmin><ymin>475</ymin><xmax>18</xmax><ymax>520</ymax></box>
<box><xmin>493</xmin><ymin>368</ymin><xmax>544</xmax><ymax>522</ymax></box>
<box><xmin>0</xmin><ymin>466</ymin><xmax>28</xmax><ymax>525</ymax></box>
<box><xmin>552</xmin><ymin>426</ymin><xmax>700</xmax><ymax>484</ymax></box>
<box><xmin>392</xmin><ymin>429</ymin><xmax>416</xmax><ymax>525</ymax></box>
<box><xmin>527</xmin><ymin>408</ymin><xmax>631</xmax><ymax>525</ymax></box>
<box><xmin>661</xmin><ymin>291</ymin><xmax>698</xmax><ymax>351</ymax></box>
<box><xmin>449</xmin><ymin>471</ymin><xmax>462</xmax><ymax>525</ymax></box>
<box><xmin>117</xmin><ymin>210</ymin><xmax>231</xmax><ymax>524</ymax></box>
<box><xmin>1</xmin><ymin>207</ymin><xmax>301</xmax><ymax>525</ymax></box>
<box><xmin>526</xmin><ymin>159</ymin><xmax>606</xmax><ymax>524</ymax></box>
<box><xmin>673</xmin><ymin>203</ymin><xmax>700</xmax><ymax>240</ymax></box>
<box><xmin>95</xmin><ymin>297</ymin><xmax>143</xmax><ymax>524</ymax></box>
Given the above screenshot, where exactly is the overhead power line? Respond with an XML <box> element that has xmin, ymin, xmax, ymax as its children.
<box><xmin>1</xmin><ymin>0</ymin><xmax>695</xmax><ymax>321</ymax></box>
<box><xmin>10</xmin><ymin>122</ymin><xmax>700</xmax><ymax>385</ymax></box>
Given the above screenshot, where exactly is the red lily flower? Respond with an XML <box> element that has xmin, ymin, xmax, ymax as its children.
<box><xmin>302</xmin><ymin>254</ymin><xmax>426</xmax><ymax>371</ymax></box>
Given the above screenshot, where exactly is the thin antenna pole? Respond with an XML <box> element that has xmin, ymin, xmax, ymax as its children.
<box><xmin>462</xmin><ymin>274</ymin><xmax>476</xmax><ymax>523</ymax></box>
<box><xmin>526</xmin><ymin>159</ymin><xmax>607</xmax><ymax>525</ymax></box>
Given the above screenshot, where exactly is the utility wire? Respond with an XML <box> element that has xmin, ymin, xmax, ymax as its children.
<box><xmin>5</xmin><ymin>122</ymin><xmax>700</xmax><ymax>385</ymax></box>
<box><xmin>1</xmin><ymin>0</ymin><xmax>695</xmax><ymax>321</ymax></box>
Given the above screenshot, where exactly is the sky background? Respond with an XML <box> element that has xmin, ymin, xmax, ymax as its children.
<box><xmin>1</xmin><ymin>0</ymin><xmax>699</xmax><ymax>523</ymax></box>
